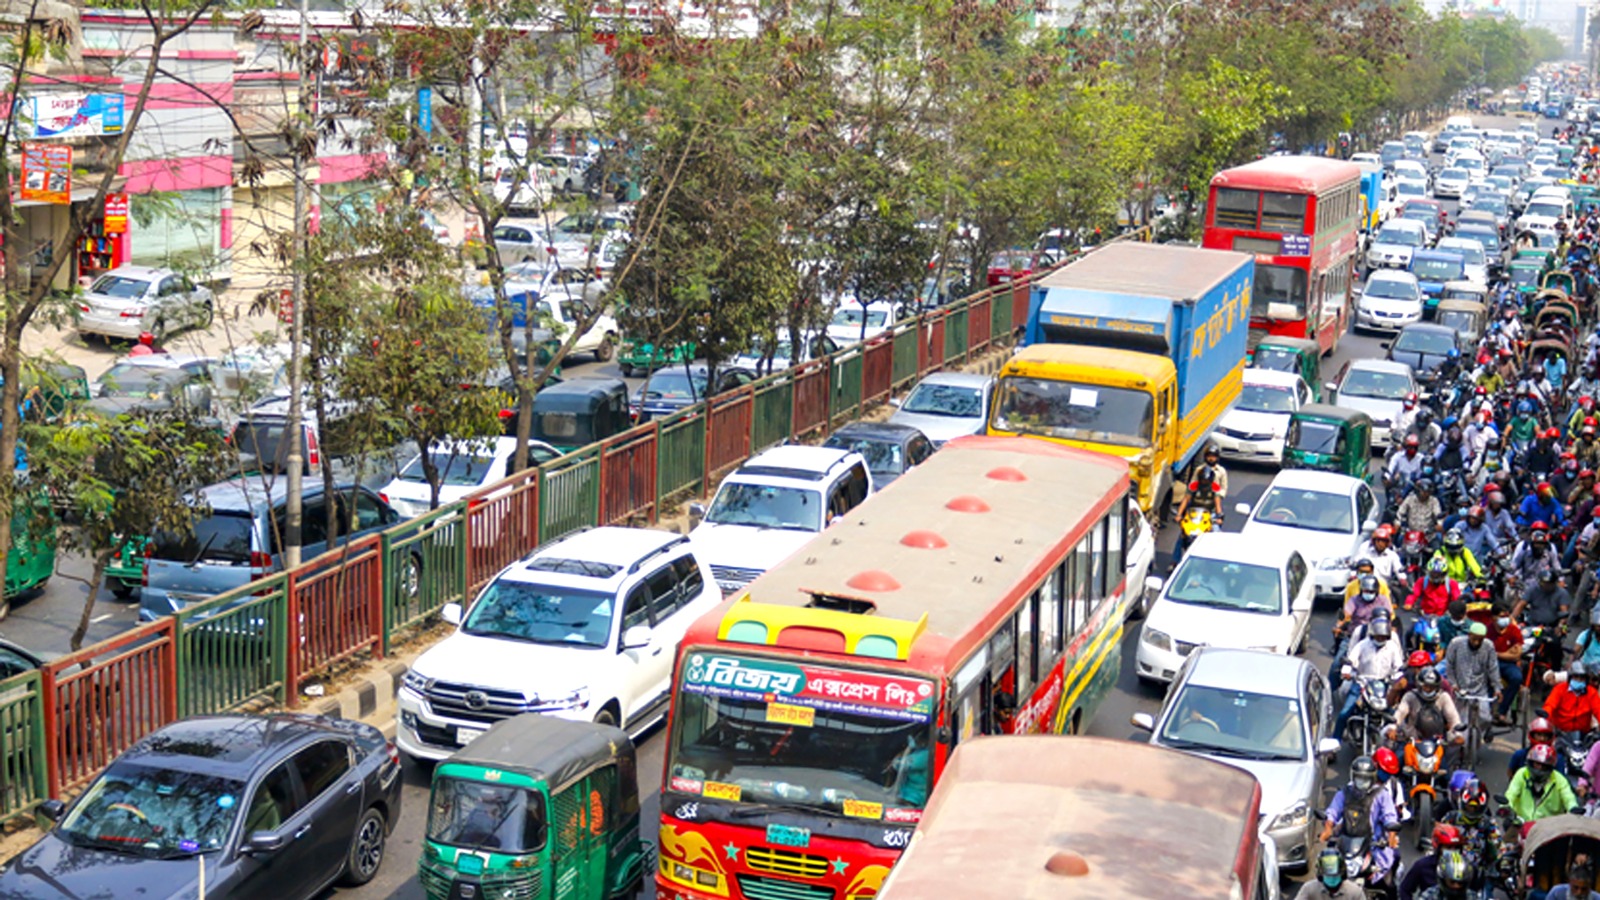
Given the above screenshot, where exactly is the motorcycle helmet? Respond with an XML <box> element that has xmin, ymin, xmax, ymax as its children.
<box><xmin>1417</xmin><ymin>477</ymin><xmax>1436</xmax><ymax>494</ymax></box>
<box><xmin>1369</xmin><ymin>616</ymin><xmax>1393</xmax><ymax>642</ymax></box>
<box><xmin>1196</xmin><ymin>465</ymin><xmax>1215</xmax><ymax>486</ymax></box>
<box><xmin>1458</xmin><ymin>777</ymin><xmax>1489</xmax><ymax>823</ymax></box>
<box><xmin>1404</xmin><ymin>433</ymin><xmax>1421</xmax><ymax>450</ymax></box>
<box><xmin>1488</xmin><ymin>490</ymin><xmax>1506</xmax><ymax>507</ymax></box>
<box><xmin>1437</xmin><ymin>849</ymin><xmax>1472</xmax><ymax>898</ymax></box>
<box><xmin>1350</xmin><ymin>755</ymin><xmax>1378</xmax><ymax>794</ymax></box>
<box><xmin>1529</xmin><ymin>741</ymin><xmax>1558</xmax><ymax>786</ymax></box>
<box><xmin>1419</xmin><ymin>408</ymin><xmax>1435</xmax><ymax>423</ymax></box>
<box><xmin>1432</xmin><ymin>822</ymin><xmax>1463</xmax><ymax>850</ymax></box>
<box><xmin>1427</xmin><ymin>556</ymin><xmax>1449</xmax><ymax>580</ymax></box>
<box><xmin>1373</xmin><ymin>746</ymin><xmax>1400</xmax><ymax>776</ymax></box>
<box><xmin>1204</xmin><ymin>443</ymin><xmax>1220</xmax><ymax>461</ymax></box>
<box><xmin>1468</xmin><ymin>504</ymin><xmax>1486</xmax><ymax>522</ymax></box>
<box><xmin>1530</xmin><ymin>716</ymin><xmax>1555</xmax><ymax>747</ymax></box>
<box><xmin>1415</xmin><ymin>666</ymin><xmax>1442</xmax><ymax>702</ymax></box>
<box><xmin>1314</xmin><ymin>848</ymin><xmax>1345</xmax><ymax>891</ymax></box>
<box><xmin>1444</xmin><ymin>529</ymin><xmax>1466</xmax><ymax>551</ymax></box>
<box><xmin>1408</xmin><ymin>649</ymin><xmax>1434</xmax><ymax>668</ymax></box>
<box><xmin>1357</xmin><ymin>574</ymin><xmax>1379</xmax><ymax>600</ymax></box>
<box><xmin>1354</xmin><ymin>557</ymin><xmax>1375</xmax><ymax>573</ymax></box>
<box><xmin>1373</xmin><ymin>524</ymin><xmax>1395</xmax><ymax>542</ymax></box>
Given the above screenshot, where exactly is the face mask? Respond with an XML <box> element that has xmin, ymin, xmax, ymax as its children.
<box><xmin>1574</xmin><ymin>679</ymin><xmax>1589</xmax><ymax>693</ymax></box>
<box><xmin>1321</xmin><ymin>875</ymin><xmax>1343</xmax><ymax>890</ymax></box>
<box><xmin>1377</xmin><ymin>770</ymin><xmax>1390</xmax><ymax>784</ymax></box>
<box><xmin>1498</xmin><ymin>617</ymin><xmax>1512</xmax><ymax>629</ymax></box>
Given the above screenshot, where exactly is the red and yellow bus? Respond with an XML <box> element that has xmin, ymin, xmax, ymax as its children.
<box><xmin>655</xmin><ymin>436</ymin><xmax>1134</xmax><ymax>900</ymax></box>
<box><xmin>1203</xmin><ymin>155</ymin><xmax>1363</xmax><ymax>356</ymax></box>
<box><xmin>877</xmin><ymin>736</ymin><xmax>1273</xmax><ymax>899</ymax></box>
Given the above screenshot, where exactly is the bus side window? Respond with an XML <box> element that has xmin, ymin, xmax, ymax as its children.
<box><xmin>988</xmin><ymin>620</ymin><xmax>1017</xmax><ymax>733</ymax></box>
<box><xmin>1089</xmin><ymin>519</ymin><xmax>1107</xmax><ymax>605</ymax></box>
<box><xmin>1070</xmin><ymin>540</ymin><xmax>1092</xmax><ymax>633</ymax></box>
<box><xmin>1015</xmin><ymin>596</ymin><xmax>1036</xmax><ymax>703</ymax></box>
<box><xmin>1106</xmin><ymin>505</ymin><xmax>1124</xmax><ymax>594</ymax></box>
<box><xmin>1040</xmin><ymin>569</ymin><xmax>1063</xmax><ymax>662</ymax></box>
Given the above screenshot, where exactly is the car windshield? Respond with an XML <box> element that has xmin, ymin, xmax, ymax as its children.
<box><xmin>150</xmin><ymin>512</ymin><xmax>255</xmax><ymax>564</ymax></box>
<box><xmin>992</xmin><ymin>376</ymin><xmax>1153</xmax><ymax>448</ymax></box>
<box><xmin>901</xmin><ymin>382</ymin><xmax>983</xmax><ymax>418</ymax></box>
<box><xmin>427</xmin><ymin>778</ymin><xmax>546</xmax><ymax>853</ymax></box>
<box><xmin>399</xmin><ymin>450</ymin><xmax>500</xmax><ymax>487</ymax></box>
<box><xmin>1474</xmin><ymin>195</ymin><xmax>1508</xmax><ymax>214</ymax></box>
<box><xmin>1439</xmin><ymin>242</ymin><xmax>1485</xmax><ymax>265</ymax></box>
<box><xmin>461</xmin><ymin>580</ymin><xmax>614</xmax><ymax>648</ymax></box>
<box><xmin>1457</xmin><ymin>230</ymin><xmax>1498</xmax><ymax>254</ymax></box>
<box><xmin>1340</xmin><ymin>367</ymin><xmax>1410</xmax><ymax>400</ymax></box>
<box><xmin>1251</xmin><ymin>347</ymin><xmax>1299</xmax><ymax>373</ymax></box>
<box><xmin>1236</xmin><ymin>384</ymin><xmax>1296</xmax><ymax>413</ymax></box>
<box><xmin>823</xmin><ymin>435</ymin><xmax>905</xmax><ymax>480</ymax></box>
<box><xmin>640</xmin><ymin>370</ymin><xmax>710</xmax><ymax>402</ymax></box>
<box><xmin>1510</xmin><ymin>266</ymin><xmax>1541</xmax><ymax>287</ymax></box>
<box><xmin>1290</xmin><ymin>420</ymin><xmax>1341</xmax><ymax>454</ymax></box>
<box><xmin>1253</xmin><ymin>486</ymin><xmax>1355</xmax><ymax>533</ymax></box>
<box><xmin>830</xmin><ymin>308</ymin><xmax>888</xmax><ymax>329</ymax></box>
<box><xmin>89</xmin><ymin>275</ymin><xmax>150</xmax><ymax>299</ymax></box>
<box><xmin>1440</xmin><ymin>168</ymin><xmax>1468</xmax><ymax>181</ymax></box>
<box><xmin>58</xmin><ymin>761</ymin><xmax>244</xmax><ymax>858</ymax></box>
<box><xmin>667</xmin><ymin>653</ymin><xmax>936</xmax><ymax>815</ymax></box>
<box><xmin>1376</xmin><ymin>226</ymin><xmax>1423</xmax><ymax>247</ymax></box>
<box><xmin>1395</xmin><ymin>329</ymin><xmax>1456</xmax><ymax>356</ymax></box>
<box><xmin>1396</xmin><ymin>181</ymin><xmax>1425</xmax><ymax>197</ymax></box>
<box><xmin>1437</xmin><ymin>310</ymin><xmax>1477</xmax><ymax>335</ymax></box>
<box><xmin>1166</xmin><ymin>556</ymin><xmax>1284</xmax><ymax>614</ymax></box>
<box><xmin>97</xmin><ymin>364</ymin><xmax>180</xmax><ymax>399</ymax></box>
<box><xmin>1411</xmin><ymin>258</ymin><xmax>1464</xmax><ymax>281</ymax></box>
<box><xmin>1526</xmin><ymin>201</ymin><xmax>1564</xmax><ymax>219</ymax></box>
<box><xmin>705</xmin><ymin>482</ymin><xmax>822</xmax><ymax>532</ymax></box>
<box><xmin>1399</xmin><ymin>209</ymin><xmax>1434</xmax><ymax>228</ymax></box>
<box><xmin>1160</xmin><ymin>685</ymin><xmax>1305</xmax><ymax>761</ymax></box>
<box><xmin>1363</xmin><ymin>277</ymin><xmax>1417</xmax><ymax>301</ymax></box>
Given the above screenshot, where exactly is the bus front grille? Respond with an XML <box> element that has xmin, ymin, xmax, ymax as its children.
<box><xmin>745</xmin><ymin>846</ymin><xmax>830</xmax><ymax>878</ymax></box>
<box><xmin>737</xmin><ymin>874</ymin><xmax>836</xmax><ymax>900</ymax></box>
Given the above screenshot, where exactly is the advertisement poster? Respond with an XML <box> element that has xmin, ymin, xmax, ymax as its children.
<box><xmin>103</xmin><ymin>193</ymin><xmax>129</xmax><ymax>233</ymax></box>
<box><xmin>18</xmin><ymin>94</ymin><xmax>124</xmax><ymax>139</ymax></box>
<box><xmin>21</xmin><ymin>143</ymin><xmax>70</xmax><ymax>205</ymax></box>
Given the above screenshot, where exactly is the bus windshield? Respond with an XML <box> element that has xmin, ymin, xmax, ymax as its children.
<box><xmin>667</xmin><ymin>653</ymin><xmax>936</xmax><ymax>816</ymax></box>
<box><xmin>991</xmin><ymin>376</ymin><xmax>1153</xmax><ymax>448</ymax></box>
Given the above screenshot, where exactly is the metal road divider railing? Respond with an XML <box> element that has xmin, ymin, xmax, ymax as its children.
<box><xmin>0</xmin><ymin>227</ymin><xmax>1153</xmax><ymax>823</ymax></box>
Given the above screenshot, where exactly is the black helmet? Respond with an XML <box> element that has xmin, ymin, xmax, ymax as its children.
<box><xmin>1197</xmin><ymin>465</ymin><xmax>1215</xmax><ymax>484</ymax></box>
<box><xmin>1369</xmin><ymin>616</ymin><xmax>1393</xmax><ymax>641</ymax></box>
<box><xmin>1416</xmin><ymin>666</ymin><xmax>1442</xmax><ymax>702</ymax></box>
<box><xmin>1351</xmin><ymin>755</ymin><xmax>1378</xmax><ymax>794</ymax></box>
<box><xmin>1204</xmin><ymin>442</ymin><xmax>1220</xmax><ymax>459</ymax></box>
<box><xmin>1358</xmin><ymin>574</ymin><xmax>1379</xmax><ymax>596</ymax></box>
<box><xmin>1417</xmin><ymin>477</ymin><xmax>1435</xmax><ymax>493</ymax></box>
<box><xmin>1444</xmin><ymin>529</ymin><xmax>1465</xmax><ymax>550</ymax></box>
<box><xmin>1354</xmin><ymin>557</ymin><xmax>1375</xmax><ymax>572</ymax></box>
<box><xmin>1419</xmin><ymin>408</ymin><xmax>1435</xmax><ymax>422</ymax></box>
<box><xmin>1437</xmin><ymin>849</ymin><xmax>1472</xmax><ymax>896</ymax></box>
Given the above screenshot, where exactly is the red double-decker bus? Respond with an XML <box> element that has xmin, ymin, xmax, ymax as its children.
<box><xmin>1203</xmin><ymin>156</ymin><xmax>1362</xmax><ymax>356</ymax></box>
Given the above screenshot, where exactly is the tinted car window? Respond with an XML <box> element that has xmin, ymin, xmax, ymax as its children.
<box><xmin>244</xmin><ymin>762</ymin><xmax>301</xmax><ymax>835</ymax></box>
<box><xmin>0</xmin><ymin>647</ymin><xmax>34</xmax><ymax>679</ymax></box>
<box><xmin>292</xmin><ymin>740</ymin><xmax>352</xmax><ymax>802</ymax></box>
<box><xmin>151</xmin><ymin>512</ymin><xmax>255</xmax><ymax>564</ymax></box>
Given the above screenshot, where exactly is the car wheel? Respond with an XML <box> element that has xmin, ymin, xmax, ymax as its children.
<box><xmin>620</xmin><ymin>363</ymin><xmax>636</xmax><ymax>378</ymax></box>
<box><xmin>196</xmin><ymin>300</ymin><xmax>214</xmax><ymax>330</ymax></box>
<box><xmin>397</xmin><ymin>553</ymin><xmax>423</xmax><ymax>603</ymax></box>
<box><xmin>595</xmin><ymin>333</ymin><xmax>616</xmax><ymax>362</ymax></box>
<box><xmin>595</xmin><ymin>706</ymin><xmax>619</xmax><ymax>727</ymax></box>
<box><xmin>110</xmin><ymin>579</ymin><xmax>134</xmax><ymax>601</ymax></box>
<box><xmin>152</xmin><ymin>317</ymin><xmax>168</xmax><ymax>342</ymax></box>
<box><xmin>562</xmin><ymin>178</ymin><xmax>574</xmax><ymax>194</ymax></box>
<box><xmin>338</xmin><ymin>806</ymin><xmax>387</xmax><ymax>886</ymax></box>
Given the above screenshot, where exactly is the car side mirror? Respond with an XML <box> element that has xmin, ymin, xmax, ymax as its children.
<box><xmin>1324</xmin><ymin>382</ymin><xmax>1338</xmax><ymax>394</ymax></box>
<box><xmin>441</xmin><ymin>603</ymin><xmax>462</xmax><ymax>626</ymax></box>
<box><xmin>1379</xmin><ymin>341</ymin><xmax>1392</xmax><ymax>351</ymax></box>
<box><xmin>38</xmin><ymin>799</ymin><xmax>64</xmax><ymax>822</ymax></box>
<box><xmin>1234</xmin><ymin>502</ymin><xmax>1251</xmax><ymax>517</ymax></box>
<box><xmin>1317</xmin><ymin>738</ymin><xmax>1341</xmax><ymax>758</ymax></box>
<box><xmin>621</xmin><ymin>624</ymin><xmax>652</xmax><ymax>651</ymax></box>
<box><xmin>1143</xmin><ymin>575</ymin><xmax>1164</xmax><ymax>595</ymax></box>
<box><xmin>1493</xmin><ymin>793</ymin><xmax>1509</xmax><ymax>806</ymax></box>
<box><xmin>245</xmin><ymin>830</ymin><xmax>286</xmax><ymax>855</ymax></box>
<box><xmin>688</xmin><ymin>502</ymin><xmax>706</xmax><ymax>527</ymax></box>
<box><xmin>1130</xmin><ymin>712</ymin><xmax>1155</xmax><ymax>732</ymax></box>
<box><xmin>889</xmin><ymin>397</ymin><xmax>902</xmax><ymax>408</ymax></box>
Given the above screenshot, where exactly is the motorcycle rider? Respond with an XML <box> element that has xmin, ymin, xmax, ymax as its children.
<box><xmin>1491</xmin><ymin>605</ymin><xmax>1527</xmax><ymax>723</ymax></box>
<box><xmin>1572</xmin><ymin>605</ymin><xmax>1600</xmax><ymax>669</ymax></box>
<box><xmin>1553</xmin><ymin>455</ymin><xmax>1587</xmax><ymax>505</ymax></box>
<box><xmin>1173</xmin><ymin>464</ymin><xmax>1223</xmax><ymax>524</ymax></box>
<box><xmin>1408</xmin><ymin>557</ymin><xmax>1463</xmax><ymax>619</ymax></box>
<box><xmin>1318</xmin><ymin>756</ymin><xmax>1400</xmax><ymax>892</ymax></box>
<box><xmin>1336</xmin><ymin>615</ymin><xmax>1407</xmax><ymax>744</ymax></box>
<box><xmin>1485</xmin><ymin>490</ymin><xmax>1519</xmax><ymax>548</ymax></box>
<box><xmin>1456</xmin><ymin>505</ymin><xmax>1502</xmax><ymax>562</ymax></box>
<box><xmin>1388</xmin><ymin>667</ymin><xmax>1465</xmax><ymax>771</ymax></box>
<box><xmin>1373</xmin><ymin>745</ymin><xmax>1411</xmax><ymax>825</ymax></box>
<box><xmin>1398</xmin><ymin>824</ymin><xmax>1466</xmax><ymax>900</ymax></box>
<box><xmin>1509</xmin><ymin>522</ymin><xmax>1562</xmax><ymax>594</ymax></box>
<box><xmin>1577</xmin><ymin>424</ymin><xmax>1600</xmax><ymax>470</ymax></box>
<box><xmin>1431</xmin><ymin>528</ymin><xmax>1484</xmax><ymax>583</ymax></box>
<box><xmin>1526</xmin><ymin>429</ymin><xmax>1563</xmax><ymax>481</ymax></box>
<box><xmin>1515</xmin><ymin>567</ymin><xmax>1573</xmax><ymax>635</ymax></box>
<box><xmin>1543</xmin><ymin>660</ymin><xmax>1600</xmax><ymax>743</ymax></box>
<box><xmin>1358</xmin><ymin>525</ymin><xmax>1409</xmax><ymax>595</ymax></box>
<box><xmin>1387</xmin><ymin>434</ymin><xmax>1428</xmax><ymax>490</ymax></box>
<box><xmin>1509</xmin><ymin>717</ymin><xmax>1567</xmax><ymax>779</ymax></box>
<box><xmin>1394</xmin><ymin>395</ymin><xmax>1422</xmax><ymax>444</ymax></box>
<box><xmin>1446</xmin><ymin>621</ymin><xmax>1501</xmax><ymax>727</ymax></box>
<box><xmin>1409</xmin><ymin>407</ymin><xmax>1443</xmax><ymax>456</ymax></box>
<box><xmin>1506</xmin><ymin>742</ymin><xmax>1580</xmax><ymax>823</ymax></box>
<box><xmin>1295</xmin><ymin>848</ymin><xmax>1366</xmax><ymax>900</ymax></box>
<box><xmin>1399</xmin><ymin>478</ymin><xmax>1445</xmax><ymax>538</ymax></box>
<box><xmin>1437</xmin><ymin>599</ymin><xmax>1474</xmax><ymax>650</ymax></box>
<box><xmin>1415</xmin><ymin>850</ymin><xmax>1472</xmax><ymax>900</ymax></box>
<box><xmin>1519</xmin><ymin>481</ymin><xmax>1569</xmax><ymax>531</ymax></box>
<box><xmin>1332</xmin><ymin>573</ymin><xmax>1394</xmax><ymax>692</ymax></box>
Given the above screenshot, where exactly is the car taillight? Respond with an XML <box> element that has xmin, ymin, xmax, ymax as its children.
<box><xmin>142</xmin><ymin>541</ymin><xmax>154</xmax><ymax>587</ymax></box>
<box><xmin>385</xmin><ymin>741</ymin><xmax>400</xmax><ymax>768</ymax></box>
<box><xmin>468</xmin><ymin>497</ymin><xmax>483</xmax><ymax>511</ymax></box>
<box><xmin>305</xmin><ymin>428</ymin><xmax>320</xmax><ymax>469</ymax></box>
<box><xmin>119</xmin><ymin>308</ymin><xmax>145</xmax><ymax>318</ymax></box>
<box><xmin>379</xmin><ymin>492</ymin><xmax>390</xmax><ymax>505</ymax></box>
<box><xmin>78</xmin><ymin>304</ymin><xmax>90</xmax><ymax>313</ymax></box>
<box><xmin>249</xmin><ymin>551</ymin><xmax>272</xmax><ymax>570</ymax></box>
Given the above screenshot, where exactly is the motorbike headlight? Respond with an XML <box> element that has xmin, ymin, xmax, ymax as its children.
<box><xmin>1268</xmin><ymin>801</ymin><xmax>1310</xmax><ymax>833</ymax></box>
<box><xmin>1142</xmin><ymin>627</ymin><xmax>1172</xmax><ymax>652</ymax></box>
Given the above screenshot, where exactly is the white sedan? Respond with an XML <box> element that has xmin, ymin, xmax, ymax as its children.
<box><xmin>76</xmin><ymin>266</ymin><xmax>215</xmax><ymax>342</ymax></box>
<box><xmin>1135</xmin><ymin>533</ymin><xmax>1315</xmax><ymax>685</ymax></box>
<box><xmin>1326</xmin><ymin>358</ymin><xmax>1416</xmax><ymax>448</ymax></box>
<box><xmin>1211</xmin><ymin>369</ymin><xmax>1310</xmax><ymax>466</ymax></box>
<box><xmin>1237</xmin><ymin>469</ymin><xmax>1382</xmax><ymax>598</ymax></box>
<box><xmin>1355</xmin><ymin>270</ymin><xmax>1424</xmax><ymax>334</ymax></box>
<box><xmin>380</xmin><ymin>436</ymin><xmax>562</xmax><ymax>519</ymax></box>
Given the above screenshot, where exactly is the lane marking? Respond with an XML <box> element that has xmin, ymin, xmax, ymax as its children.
<box><xmin>91</xmin><ymin>614</ymin><xmax>112</xmax><ymax>623</ymax></box>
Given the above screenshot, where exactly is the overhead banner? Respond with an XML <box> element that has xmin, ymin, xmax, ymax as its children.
<box><xmin>21</xmin><ymin>143</ymin><xmax>71</xmax><ymax>205</ymax></box>
<box><xmin>18</xmin><ymin>94</ymin><xmax>124</xmax><ymax>139</ymax></box>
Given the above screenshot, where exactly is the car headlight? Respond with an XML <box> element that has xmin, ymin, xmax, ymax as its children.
<box><xmin>538</xmin><ymin>688</ymin><xmax>589</xmax><ymax>711</ymax></box>
<box><xmin>401</xmin><ymin>669</ymin><xmax>431</xmax><ymax>696</ymax></box>
<box><xmin>1142</xmin><ymin>627</ymin><xmax>1172</xmax><ymax>652</ymax></box>
<box><xmin>1268</xmin><ymin>801</ymin><xmax>1310</xmax><ymax>833</ymax></box>
<box><xmin>1319</xmin><ymin>556</ymin><xmax>1350</xmax><ymax>571</ymax></box>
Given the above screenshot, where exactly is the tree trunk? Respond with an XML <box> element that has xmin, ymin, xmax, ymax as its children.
<box><xmin>71</xmin><ymin>549</ymin><xmax>115</xmax><ymax>651</ymax></box>
<box><xmin>0</xmin><ymin>327</ymin><xmax>26</xmax><ymax>621</ymax></box>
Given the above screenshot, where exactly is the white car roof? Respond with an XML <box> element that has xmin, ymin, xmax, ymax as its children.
<box><xmin>498</xmin><ymin>527</ymin><xmax>687</xmax><ymax>591</ymax></box>
<box><xmin>1261</xmin><ymin>468</ymin><xmax>1366</xmax><ymax>495</ymax></box>
<box><xmin>1182</xmin><ymin>532</ymin><xmax>1300</xmax><ymax>567</ymax></box>
<box><xmin>734</xmin><ymin>445</ymin><xmax>857</xmax><ymax>484</ymax></box>
<box><xmin>1379</xmin><ymin>219</ymin><xmax>1426</xmax><ymax>236</ymax></box>
<box><xmin>1366</xmin><ymin>269</ymin><xmax>1419</xmax><ymax>286</ymax></box>
<box><xmin>1242</xmin><ymin>369</ymin><xmax>1304</xmax><ymax>390</ymax></box>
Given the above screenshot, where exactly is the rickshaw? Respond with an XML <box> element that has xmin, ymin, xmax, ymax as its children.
<box><xmin>1529</xmin><ymin>337</ymin><xmax>1575</xmax><ymax>380</ymax></box>
<box><xmin>1533</xmin><ymin>297</ymin><xmax>1582</xmax><ymax>341</ymax></box>
<box><xmin>4</xmin><ymin>363</ymin><xmax>90</xmax><ymax>424</ymax></box>
<box><xmin>1282</xmin><ymin>404</ymin><xmax>1374</xmax><ymax>479</ymax></box>
<box><xmin>1435</xmin><ymin>296</ymin><xmax>1488</xmax><ymax>343</ymax></box>
<box><xmin>419</xmin><ymin>714</ymin><xmax>650</xmax><ymax>900</ymax></box>
<box><xmin>1249</xmin><ymin>336</ymin><xmax>1323</xmax><ymax>401</ymax></box>
<box><xmin>527</xmin><ymin>377</ymin><xmax>631</xmax><ymax>452</ymax></box>
<box><xmin>1517</xmin><ymin>816</ymin><xmax>1600</xmax><ymax>899</ymax></box>
<box><xmin>1569</xmin><ymin>241</ymin><xmax>1595</xmax><ymax>267</ymax></box>
<box><xmin>1543</xmin><ymin>270</ymin><xmax>1577</xmax><ymax>295</ymax></box>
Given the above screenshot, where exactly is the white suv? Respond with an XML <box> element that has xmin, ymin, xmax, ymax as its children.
<box><xmin>689</xmin><ymin>445</ymin><xmax>874</xmax><ymax>595</ymax></box>
<box><xmin>396</xmin><ymin>526</ymin><xmax>720</xmax><ymax>760</ymax></box>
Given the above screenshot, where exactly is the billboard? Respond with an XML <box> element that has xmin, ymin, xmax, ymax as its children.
<box><xmin>17</xmin><ymin>93</ymin><xmax>125</xmax><ymax>139</ymax></box>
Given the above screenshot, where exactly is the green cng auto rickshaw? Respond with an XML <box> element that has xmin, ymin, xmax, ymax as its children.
<box><xmin>528</xmin><ymin>377</ymin><xmax>631</xmax><ymax>453</ymax></box>
<box><xmin>1250</xmin><ymin>336</ymin><xmax>1323</xmax><ymax>402</ymax></box>
<box><xmin>420</xmin><ymin>715</ymin><xmax>650</xmax><ymax>900</ymax></box>
<box><xmin>617</xmin><ymin>340</ymin><xmax>696</xmax><ymax>378</ymax></box>
<box><xmin>1282</xmin><ymin>404</ymin><xmax>1374</xmax><ymax>480</ymax></box>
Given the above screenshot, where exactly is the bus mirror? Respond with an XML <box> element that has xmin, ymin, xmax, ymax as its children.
<box><xmin>1130</xmin><ymin>712</ymin><xmax>1155</xmax><ymax>732</ymax></box>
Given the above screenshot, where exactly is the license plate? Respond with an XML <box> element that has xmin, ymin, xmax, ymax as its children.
<box><xmin>457</xmin><ymin>726</ymin><xmax>485</xmax><ymax>745</ymax></box>
<box><xmin>766</xmin><ymin>824</ymin><xmax>811</xmax><ymax>847</ymax></box>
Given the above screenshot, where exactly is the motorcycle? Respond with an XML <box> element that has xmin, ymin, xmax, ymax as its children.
<box><xmin>1173</xmin><ymin>507</ymin><xmax>1215</xmax><ymax>566</ymax></box>
<box><xmin>1402</xmin><ymin>529</ymin><xmax>1432</xmax><ymax>584</ymax></box>
<box><xmin>1404</xmin><ymin>731</ymin><xmax>1450</xmax><ymax>851</ymax></box>
<box><xmin>1346</xmin><ymin>676</ymin><xmax>1397</xmax><ymax>759</ymax></box>
<box><xmin>1337</xmin><ymin>828</ymin><xmax>1399</xmax><ymax>899</ymax></box>
<box><xmin>1560</xmin><ymin>731</ymin><xmax>1598</xmax><ymax>786</ymax></box>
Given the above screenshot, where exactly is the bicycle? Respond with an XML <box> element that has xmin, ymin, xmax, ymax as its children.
<box><xmin>1458</xmin><ymin>692</ymin><xmax>1496</xmax><ymax>771</ymax></box>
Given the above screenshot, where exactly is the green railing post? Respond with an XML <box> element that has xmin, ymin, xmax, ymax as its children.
<box><xmin>380</xmin><ymin>529</ymin><xmax>396</xmax><ymax>656</ymax></box>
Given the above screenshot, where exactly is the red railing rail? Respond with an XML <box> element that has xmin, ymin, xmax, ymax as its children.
<box><xmin>287</xmin><ymin>535</ymin><xmax>384</xmax><ymax>701</ymax></box>
<box><xmin>463</xmin><ymin>470</ymin><xmax>541</xmax><ymax>597</ymax></box>
<box><xmin>600</xmin><ymin>424</ymin><xmax>660</xmax><ymax>525</ymax></box>
<box><xmin>706</xmin><ymin>388</ymin><xmax>754</xmax><ymax>483</ymax></box>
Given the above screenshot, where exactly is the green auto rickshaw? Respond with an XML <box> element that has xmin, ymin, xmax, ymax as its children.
<box><xmin>1282</xmin><ymin>404</ymin><xmax>1374</xmax><ymax>480</ymax></box>
<box><xmin>528</xmin><ymin>377</ymin><xmax>632</xmax><ymax>453</ymax></box>
<box><xmin>1250</xmin><ymin>336</ymin><xmax>1323</xmax><ymax>402</ymax></box>
<box><xmin>420</xmin><ymin>715</ymin><xmax>650</xmax><ymax>900</ymax></box>
<box><xmin>617</xmin><ymin>339</ymin><xmax>696</xmax><ymax>378</ymax></box>
<box><xmin>1508</xmin><ymin>260</ymin><xmax>1547</xmax><ymax>301</ymax></box>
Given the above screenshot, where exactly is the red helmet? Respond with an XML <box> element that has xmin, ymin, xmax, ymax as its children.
<box><xmin>1432</xmin><ymin>823</ymin><xmax>1463</xmax><ymax>850</ymax></box>
<box><xmin>1546</xmin><ymin>428</ymin><xmax>1563</xmax><ymax>440</ymax></box>
<box><xmin>1409</xmin><ymin>650</ymin><xmax>1434</xmax><ymax>668</ymax></box>
<box><xmin>1532</xmin><ymin>520</ymin><xmax>1550</xmax><ymax>532</ymax></box>
<box><xmin>1373</xmin><ymin>746</ymin><xmax>1400</xmax><ymax>775</ymax></box>
<box><xmin>1404</xmin><ymin>434</ymin><xmax>1421</xmax><ymax>449</ymax></box>
<box><xmin>1538</xmin><ymin>481</ymin><xmax>1555</xmax><ymax>494</ymax></box>
<box><xmin>1500</xmin><ymin>347</ymin><xmax>1514</xmax><ymax>358</ymax></box>
<box><xmin>1530</xmin><ymin>717</ymin><xmax>1555</xmax><ymax>745</ymax></box>
<box><xmin>1584</xmin><ymin>396</ymin><xmax>1597</xmax><ymax>410</ymax></box>
<box><xmin>1373</xmin><ymin>524</ymin><xmax>1395</xmax><ymax>541</ymax></box>
<box><xmin>1529</xmin><ymin>742</ymin><xmax>1558</xmax><ymax>768</ymax></box>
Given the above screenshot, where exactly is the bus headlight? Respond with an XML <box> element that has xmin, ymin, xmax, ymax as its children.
<box><xmin>660</xmin><ymin>855</ymin><xmax>728</xmax><ymax>895</ymax></box>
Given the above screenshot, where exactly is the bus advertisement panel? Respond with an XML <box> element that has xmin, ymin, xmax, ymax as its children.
<box><xmin>1203</xmin><ymin>155</ymin><xmax>1362</xmax><ymax>356</ymax></box>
